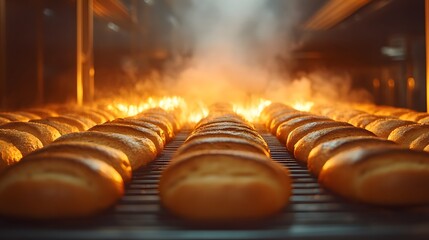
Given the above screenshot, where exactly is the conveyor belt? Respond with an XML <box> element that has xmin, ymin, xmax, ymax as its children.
<box><xmin>1</xmin><ymin>129</ymin><xmax>429</xmax><ymax>239</ymax></box>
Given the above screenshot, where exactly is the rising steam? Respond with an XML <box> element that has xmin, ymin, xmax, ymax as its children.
<box><xmin>117</xmin><ymin>0</ymin><xmax>372</xmax><ymax>106</ymax></box>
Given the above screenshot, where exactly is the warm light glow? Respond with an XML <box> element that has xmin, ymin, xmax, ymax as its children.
<box><xmin>387</xmin><ymin>79</ymin><xmax>395</xmax><ymax>88</ymax></box>
<box><xmin>372</xmin><ymin>78</ymin><xmax>380</xmax><ymax>88</ymax></box>
<box><xmin>108</xmin><ymin>96</ymin><xmax>185</xmax><ymax>117</ymax></box>
<box><xmin>233</xmin><ymin>98</ymin><xmax>272</xmax><ymax>122</ymax></box>
<box><xmin>292</xmin><ymin>101</ymin><xmax>314</xmax><ymax>112</ymax></box>
<box><xmin>407</xmin><ymin>77</ymin><xmax>416</xmax><ymax>90</ymax></box>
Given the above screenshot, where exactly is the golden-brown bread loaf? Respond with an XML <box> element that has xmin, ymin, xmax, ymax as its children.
<box><xmin>293</xmin><ymin>126</ymin><xmax>375</xmax><ymax>162</ymax></box>
<box><xmin>319</xmin><ymin>147</ymin><xmax>429</xmax><ymax>205</ymax></box>
<box><xmin>0</xmin><ymin>129</ymin><xmax>43</xmax><ymax>156</ymax></box>
<box><xmin>0</xmin><ymin>122</ymin><xmax>61</xmax><ymax>146</ymax></box>
<box><xmin>0</xmin><ymin>152</ymin><xmax>124</xmax><ymax>219</ymax></box>
<box><xmin>186</xmin><ymin>130</ymin><xmax>269</xmax><ymax>152</ymax></box>
<box><xmin>175</xmin><ymin>137</ymin><xmax>270</xmax><ymax>157</ymax></box>
<box><xmin>307</xmin><ymin>136</ymin><xmax>396</xmax><ymax>176</ymax></box>
<box><xmin>63</xmin><ymin>109</ymin><xmax>107</xmax><ymax>124</ymax></box>
<box><xmin>348</xmin><ymin>114</ymin><xmax>387</xmax><ymax>128</ymax></box>
<box><xmin>141</xmin><ymin>108</ymin><xmax>180</xmax><ymax>132</ymax></box>
<box><xmin>0</xmin><ymin>117</ymin><xmax>10</xmax><ymax>125</ymax></box>
<box><xmin>265</xmin><ymin>108</ymin><xmax>300</xmax><ymax>130</ymax></box>
<box><xmin>196</xmin><ymin>116</ymin><xmax>248</xmax><ymax>129</ymax></box>
<box><xmin>409</xmin><ymin>133</ymin><xmax>429</xmax><ymax>151</ymax></box>
<box><xmin>330</xmin><ymin>109</ymin><xmax>366</xmax><ymax>122</ymax></box>
<box><xmin>21</xmin><ymin>108</ymin><xmax>58</xmax><ymax>118</ymax></box>
<box><xmin>31</xmin><ymin>119</ymin><xmax>80</xmax><ymax>135</ymax></box>
<box><xmin>418</xmin><ymin>116</ymin><xmax>429</xmax><ymax>124</ymax></box>
<box><xmin>286</xmin><ymin>121</ymin><xmax>351</xmax><ymax>152</ymax></box>
<box><xmin>399</xmin><ymin>112</ymin><xmax>429</xmax><ymax>122</ymax></box>
<box><xmin>89</xmin><ymin>123</ymin><xmax>164</xmax><ymax>153</ymax></box>
<box><xmin>374</xmin><ymin>107</ymin><xmax>412</xmax><ymax>117</ymax></box>
<box><xmin>0</xmin><ymin>112</ymin><xmax>30</xmax><ymax>122</ymax></box>
<box><xmin>387</xmin><ymin>124</ymin><xmax>429</xmax><ymax>147</ymax></box>
<box><xmin>276</xmin><ymin>116</ymin><xmax>331</xmax><ymax>143</ymax></box>
<box><xmin>46</xmin><ymin>116</ymin><xmax>91</xmax><ymax>131</ymax></box>
<box><xmin>112</xmin><ymin>118</ymin><xmax>166</xmax><ymax>144</ymax></box>
<box><xmin>30</xmin><ymin>142</ymin><xmax>132</xmax><ymax>183</ymax></box>
<box><xmin>197</xmin><ymin>121</ymin><xmax>255</xmax><ymax>131</ymax></box>
<box><xmin>0</xmin><ymin>140</ymin><xmax>22</xmax><ymax>172</ymax></box>
<box><xmin>13</xmin><ymin>111</ymin><xmax>41</xmax><ymax>120</ymax></box>
<box><xmin>131</xmin><ymin>116</ymin><xmax>174</xmax><ymax>141</ymax></box>
<box><xmin>136</xmin><ymin>113</ymin><xmax>176</xmax><ymax>134</ymax></box>
<box><xmin>159</xmin><ymin>150</ymin><xmax>291</xmax><ymax>221</ymax></box>
<box><xmin>269</xmin><ymin>112</ymin><xmax>312</xmax><ymax>135</ymax></box>
<box><xmin>54</xmin><ymin>131</ymin><xmax>156</xmax><ymax>170</ymax></box>
<box><xmin>63</xmin><ymin>114</ymin><xmax>97</xmax><ymax>129</ymax></box>
<box><xmin>260</xmin><ymin>102</ymin><xmax>290</xmax><ymax>121</ymax></box>
<box><xmin>365</xmin><ymin>119</ymin><xmax>414</xmax><ymax>138</ymax></box>
<box><xmin>192</xmin><ymin>124</ymin><xmax>259</xmax><ymax>137</ymax></box>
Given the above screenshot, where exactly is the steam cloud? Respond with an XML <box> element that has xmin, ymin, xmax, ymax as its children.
<box><xmin>123</xmin><ymin>0</ymin><xmax>373</xmax><ymax>105</ymax></box>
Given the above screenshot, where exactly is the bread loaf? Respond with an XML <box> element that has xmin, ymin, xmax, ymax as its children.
<box><xmin>293</xmin><ymin>126</ymin><xmax>375</xmax><ymax>162</ymax></box>
<box><xmin>0</xmin><ymin>153</ymin><xmax>124</xmax><ymax>219</ymax></box>
<box><xmin>54</xmin><ymin>131</ymin><xmax>156</xmax><ymax>170</ymax></box>
<box><xmin>0</xmin><ymin>122</ymin><xmax>61</xmax><ymax>146</ymax></box>
<box><xmin>409</xmin><ymin>133</ymin><xmax>429</xmax><ymax>151</ymax></box>
<box><xmin>286</xmin><ymin>121</ymin><xmax>351</xmax><ymax>152</ymax></box>
<box><xmin>348</xmin><ymin>114</ymin><xmax>386</xmax><ymax>128</ymax></box>
<box><xmin>365</xmin><ymin>119</ymin><xmax>414</xmax><ymax>138</ymax></box>
<box><xmin>89</xmin><ymin>123</ymin><xmax>164</xmax><ymax>153</ymax></box>
<box><xmin>0</xmin><ymin>112</ymin><xmax>30</xmax><ymax>122</ymax></box>
<box><xmin>159</xmin><ymin>150</ymin><xmax>290</xmax><ymax>221</ymax></box>
<box><xmin>30</xmin><ymin>142</ymin><xmax>132</xmax><ymax>183</ymax></box>
<box><xmin>319</xmin><ymin>147</ymin><xmax>429</xmax><ymax>205</ymax></box>
<box><xmin>31</xmin><ymin>119</ymin><xmax>79</xmax><ymax>135</ymax></box>
<box><xmin>387</xmin><ymin>124</ymin><xmax>429</xmax><ymax>147</ymax></box>
<box><xmin>0</xmin><ymin>140</ymin><xmax>22</xmax><ymax>172</ymax></box>
<box><xmin>175</xmin><ymin>137</ymin><xmax>270</xmax><ymax>157</ymax></box>
<box><xmin>276</xmin><ymin>116</ymin><xmax>331</xmax><ymax>143</ymax></box>
<box><xmin>112</xmin><ymin>118</ymin><xmax>166</xmax><ymax>144</ymax></box>
<box><xmin>307</xmin><ymin>136</ymin><xmax>395</xmax><ymax>176</ymax></box>
<box><xmin>131</xmin><ymin>116</ymin><xmax>174</xmax><ymax>141</ymax></box>
<box><xmin>0</xmin><ymin>129</ymin><xmax>43</xmax><ymax>156</ymax></box>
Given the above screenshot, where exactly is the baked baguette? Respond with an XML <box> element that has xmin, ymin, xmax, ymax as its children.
<box><xmin>159</xmin><ymin>150</ymin><xmax>290</xmax><ymax>221</ymax></box>
<box><xmin>307</xmin><ymin>136</ymin><xmax>395</xmax><ymax>176</ymax></box>
<box><xmin>293</xmin><ymin>126</ymin><xmax>375</xmax><ymax>162</ymax></box>
<box><xmin>399</xmin><ymin>112</ymin><xmax>429</xmax><ymax>122</ymax></box>
<box><xmin>89</xmin><ymin>123</ymin><xmax>164</xmax><ymax>153</ymax></box>
<box><xmin>0</xmin><ymin>122</ymin><xmax>61</xmax><ymax>146</ymax></box>
<box><xmin>0</xmin><ymin>112</ymin><xmax>30</xmax><ymax>122</ymax></box>
<box><xmin>30</xmin><ymin>142</ymin><xmax>132</xmax><ymax>183</ymax></box>
<box><xmin>0</xmin><ymin>152</ymin><xmax>124</xmax><ymax>219</ymax></box>
<box><xmin>319</xmin><ymin>147</ymin><xmax>429</xmax><ymax>205</ymax></box>
<box><xmin>131</xmin><ymin>116</ymin><xmax>174</xmax><ymax>141</ymax></box>
<box><xmin>112</xmin><ymin>118</ymin><xmax>166</xmax><ymax>144</ymax></box>
<box><xmin>0</xmin><ymin>129</ymin><xmax>43</xmax><ymax>156</ymax></box>
<box><xmin>286</xmin><ymin>121</ymin><xmax>351</xmax><ymax>152</ymax></box>
<box><xmin>348</xmin><ymin>114</ymin><xmax>386</xmax><ymax>128</ymax></box>
<box><xmin>0</xmin><ymin>140</ymin><xmax>22</xmax><ymax>172</ymax></box>
<box><xmin>186</xmin><ymin>130</ymin><xmax>269</xmax><ymax>152</ymax></box>
<box><xmin>175</xmin><ymin>137</ymin><xmax>270</xmax><ymax>157</ymax></box>
<box><xmin>54</xmin><ymin>131</ymin><xmax>156</xmax><ymax>170</ymax></box>
<box><xmin>387</xmin><ymin>124</ymin><xmax>429</xmax><ymax>147</ymax></box>
<box><xmin>269</xmin><ymin>112</ymin><xmax>312</xmax><ymax>135</ymax></box>
<box><xmin>365</xmin><ymin>119</ymin><xmax>414</xmax><ymax>138</ymax></box>
<box><xmin>409</xmin><ymin>133</ymin><xmax>429</xmax><ymax>151</ymax></box>
<box><xmin>31</xmin><ymin>119</ymin><xmax>80</xmax><ymax>135</ymax></box>
<box><xmin>276</xmin><ymin>116</ymin><xmax>331</xmax><ymax>143</ymax></box>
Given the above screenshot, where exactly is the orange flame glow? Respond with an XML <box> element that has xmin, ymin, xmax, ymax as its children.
<box><xmin>233</xmin><ymin>98</ymin><xmax>271</xmax><ymax>122</ymax></box>
<box><xmin>292</xmin><ymin>101</ymin><xmax>314</xmax><ymax>112</ymax></box>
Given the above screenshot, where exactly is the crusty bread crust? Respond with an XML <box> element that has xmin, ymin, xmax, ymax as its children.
<box><xmin>160</xmin><ymin>150</ymin><xmax>290</xmax><ymax>221</ymax></box>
